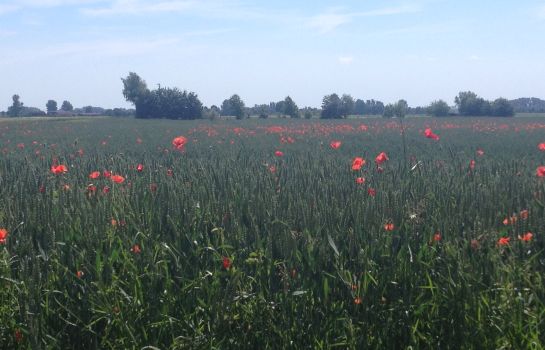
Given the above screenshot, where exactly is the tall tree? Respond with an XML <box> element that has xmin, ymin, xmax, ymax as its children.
<box><xmin>491</xmin><ymin>98</ymin><xmax>514</xmax><ymax>117</ymax></box>
<box><xmin>455</xmin><ymin>91</ymin><xmax>489</xmax><ymax>116</ymax></box>
<box><xmin>46</xmin><ymin>100</ymin><xmax>58</xmax><ymax>115</ymax></box>
<box><xmin>428</xmin><ymin>100</ymin><xmax>450</xmax><ymax>117</ymax></box>
<box><xmin>321</xmin><ymin>93</ymin><xmax>341</xmax><ymax>119</ymax></box>
<box><xmin>283</xmin><ymin>96</ymin><xmax>299</xmax><ymax>118</ymax></box>
<box><xmin>122</xmin><ymin>72</ymin><xmax>151</xmax><ymax>118</ymax></box>
<box><xmin>340</xmin><ymin>94</ymin><xmax>355</xmax><ymax>117</ymax></box>
<box><xmin>61</xmin><ymin>100</ymin><xmax>73</xmax><ymax>111</ymax></box>
<box><xmin>222</xmin><ymin>95</ymin><xmax>245</xmax><ymax>119</ymax></box>
<box><xmin>383</xmin><ymin>104</ymin><xmax>395</xmax><ymax>118</ymax></box>
<box><xmin>354</xmin><ymin>99</ymin><xmax>366</xmax><ymax>115</ymax></box>
<box><xmin>394</xmin><ymin>99</ymin><xmax>408</xmax><ymax>118</ymax></box>
<box><xmin>7</xmin><ymin>94</ymin><xmax>23</xmax><ymax>117</ymax></box>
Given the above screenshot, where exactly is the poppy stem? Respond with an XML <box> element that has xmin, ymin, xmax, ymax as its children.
<box><xmin>399</xmin><ymin>118</ymin><xmax>408</xmax><ymax>170</ymax></box>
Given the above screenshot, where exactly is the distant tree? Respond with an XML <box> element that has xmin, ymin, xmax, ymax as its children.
<box><xmin>254</xmin><ymin>104</ymin><xmax>269</xmax><ymax>118</ymax></box>
<box><xmin>455</xmin><ymin>91</ymin><xmax>489</xmax><ymax>116</ymax></box>
<box><xmin>122</xmin><ymin>73</ymin><xmax>202</xmax><ymax>119</ymax></box>
<box><xmin>510</xmin><ymin>97</ymin><xmax>545</xmax><ymax>113</ymax></box>
<box><xmin>274</xmin><ymin>100</ymin><xmax>286</xmax><ymax>115</ymax></box>
<box><xmin>7</xmin><ymin>95</ymin><xmax>23</xmax><ymax>117</ymax></box>
<box><xmin>394</xmin><ymin>100</ymin><xmax>408</xmax><ymax>118</ymax></box>
<box><xmin>283</xmin><ymin>96</ymin><xmax>299</xmax><ymax>118</ymax></box>
<box><xmin>61</xmin><ymin>100</ymin><xmax>73</xmax><ymax>111</ymax></box>
<box><xmin>491</xmin><ymin>98</ymin><xmax>514</xmax><ymax>117</ymax></box>
<box><xmin>221</xmin><ymin>94</ymin><xmax>245</xmax><ymax>119</ymax></box>
<box><xmin>340</xmin><ymin>94</ymin><xmax>355</xmax><ymax>118</ymax></box>
<box><xmin>366</xmin><ymin>99</ymin><xmax>385</xmax><ymax>115</ymax></box>
<box><xmin>210</xmin><ymin>105</ymin><xmax>221</xmax><ymax>116</ymax></box>
<box><xmin>383</xmin><ymin>104</ymin><xmax>395</xmax><ymax>118</ymax></box>
<box><xmin>122</xmin><ymin>72</ymin><xmax>152</xmax><ymax>118</ymax></box>
<box><xmin>428</xmin><ymin>100</ymin><xmax>450</xmax><ymax>117</ymax></box>
<box><xmin>122</xmin><ymin>72</ymin><xmax>149</xmax><ymax>104</ymax></box>
<box><xmin>354</xmin><ymin>99</ymin><xmax>366</xmax><ymax>115</ymax></box>
<box><xmin>321</xmin><ymin>93</ymin><xmax>341</xmax><ymax>119</ymax></box>
<box><xmin>480</xmin><ymin>100</ymin><xmax>492</xmax><ymax>116</ymax></box>
<box><xmin>46</xmin><ymin>100</ymin><xmax>58</xmax><ymax>115</ymax></box>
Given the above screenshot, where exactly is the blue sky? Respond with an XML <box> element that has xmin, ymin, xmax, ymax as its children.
<box><xmin>1</xmin><ymin>0</ymin><xmax>545</xmax><ymax>110</ymax></box>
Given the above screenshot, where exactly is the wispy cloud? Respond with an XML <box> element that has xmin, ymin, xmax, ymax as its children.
<box><xmin>0</xmin><ymin>4</ymin><xmax>19</xmax><ymax>15</ymax></box>
<box><xmin>81</xmin><ymin>0</ymin><xmax>197</xmax><ymax>16</ymax></box>
<box><xmin>0</xmin><ymin>29</ymin><xmax>17</xmax><ymax>37</ymax></box>
<box><xmin>308</xmin><ymin>4</ymin><xmax>422</xmax><ymax>33</ymax></box>
<box><xmin>338</xmin><ymin>55</ymin><xmax>354</xmax><ymax>65</ymax></box>
<box><xmin>538</xmin><ymin>4</ymin><xmax>545</xmax><ymax>19</ymax></box>
<box><xmin>468</xmin><ymin>55</ymin><xmax>483</xmax><ymax>61</ymax></box>
<box><xmin>0</xmin><ymin>36</ymin><xmax>185</xmax><ymax>64</ymax></box>
<box><xmin>10</xmin><ymin>0</ymin><xmax>106</xmax><ymax>8</ymax></box>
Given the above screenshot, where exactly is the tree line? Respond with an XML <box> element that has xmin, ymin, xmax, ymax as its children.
<box><xmin>1</xmin><ymin>94</ymin><xmax>134</xmax><ymax>117</ymax></box>
<box><xmin>5</xmin><ymin>72</ymin><xmax>544</xmax><ymax>119</ymax></box>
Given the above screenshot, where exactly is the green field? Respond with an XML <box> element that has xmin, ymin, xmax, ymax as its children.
<box><xmin>1</xmin><ymin>117</ymin><xmax>545</xmax><ymax>349</ymax></box>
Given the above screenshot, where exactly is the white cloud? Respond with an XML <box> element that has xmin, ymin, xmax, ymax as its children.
<box><xmin>0</xmin><ymin>4</ymin><xmax>19</xmax><ymax>15</ymax></box>
<box><xmin>468</xmin><ymin>55</ymin><xmax>483</xmax><ymax>61</ymax></box>
<box><xmin>308</xmin><ymin>4</ymin><xmax>422</xmax><ymax>33</ymax></box>
<box><xmin>538</xmin><ymin>4</ymin><xmax>545</xmax><ymax>19</ymax></box>
<box><xmin>82</xmin><ymin>0</ymin><xmax>203</xmax><ymax>16</ymax></box>
<box><xmin>0</xmin><ymin>30</ymin><xmax>17</xmax><ymax>37</ymax></box>
<box><xmin>0</xmin><ymin>36</ymin><xmax>184</xmax><ymax>64</ymax></box>
<box><xmin>308</xmin><ymin>13</ymin><xmax>351</xmax><ymax>33</ymax></box>
<box><xmin>338</xmin><ymin>56</ymin><xmax>354</xmax><ymax>65</ymax></box>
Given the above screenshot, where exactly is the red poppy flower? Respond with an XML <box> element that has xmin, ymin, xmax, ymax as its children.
<box><xmin>352</xmin><ymin>157</ymin><xmax>365</xmax><ymax>171</ymax></box>
<box><xmin>384</xmin><ymin>223</ymin><xmax>395</xmax><ymax>231</ymax></box>
<box><xmin>518</xmin><ymin>232</ymin><xmax>533</xmax><ymax>242</ymax></box>
<box><xmin>103</xmin><ymin>170</ymin><xmax>112</xmax><ymax>178</ymax></box>
<box><xmin>375</xmin><ymin>152</ymin><xmax>389</xmax><ymax>165</ymax></box>
<box><xmin>130</xmin><ymin>244</ymin><xmax>141</xmax><ymax>254</ymax></box>
<box><xmin>433</xmin><ymin>232</ymin><xmax>442</xmax><ymax>242</ymax></box>
<box><xmin>172</xmin><ymin>136</ymin><xmax>188</xmax><ymax>150</ymax></box>
<box><xmin>330</xmin><ymin>141</ymin><xmax>342</xmax><ymax>149</ymax></box>
<box><xmin>102</xmin><ymin>186</ymin><xmax>110</xmax><ymax>194</ymax></box>
<box><xmin>497</xmin><ymin>237</ymin><xmax>510</xmax><ymax>246</ymax></box>
<box><xmin>0</xmin><ymin>228</ymin><xmax>8</xmax><ymax>244</ymax></box>
<box><xmin>469</xmin><ymin>160</ymin><xmax>476</xmax><ymax>170</ymax></box>
<box><xmin>222</xmin><ymin>256</ymin><xmax>231</xmax><ymax>270</ymax></box>
<box><xmin>367</xmin><ymin>188</ymin><xmax>376</xmax><ymax>197</ymax></box>
<box><xmin>76</xmin><ymin>270</ymin><xmax>84</xmax><ymax>278</ymax></box>
<box><xmin>355</xmin><ymin>177</ymin><xmax>365</xmax><ymax>184</ymax></box>
<box><xmin>89</xmin><ymin>171</ymin><xmax>100</xmax><ymax>179</ymax></box>
<box><xmin>424</xmin><ymin>128</ymin><xmax>440</xmax><ymax>141</ymax></box>
<box><xmin>111</xmin><ymin>175</ymin><xmax>125</xmax><ymax>184</ymax></box>
<box><xmin>15</xmin><ymin>329</ymin><xmax>23</xmax><ymax>343</ymax></box>
<box><xmin>275</xmin><ymin>150</ymin><xmax>284</xmax><ymax>157</ymax></box>
<box><xmin>136</xmin><ymin>164</ymin><xmax>144</xmax><ymax>172</ymax></box>
<box><xmin>50</xmin><ymin>164</ymin><xmax>68</xmax><ymax>174</ymax></box>
<box><xmin>166</xmin><ymin>169</ymin><xmax>173</xmax><ymax>176</ymax></box>
<box><xmin>354</xmin><ymin>297</ymin><xmax>362</xmax><ymax>305</ymax></box>
<box><xmin>537</xmin><ymin>166</ymin><xmax>545</xmax><ymax>177</ymax></box>
<box><xmin>538</xmin><ymin>143</ymin><xmax>545</xmax><ymax>151</ymax></box>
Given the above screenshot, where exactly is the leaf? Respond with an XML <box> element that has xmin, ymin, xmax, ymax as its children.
<box><xmin>327</xmin><ymin>234</ymin><xmax>340</xmax><ymax>257</ymax></box>
<box><xmin>292</xmin><ymin>290</ymin><xmax>307</xmax><ymax>296</ymax></box>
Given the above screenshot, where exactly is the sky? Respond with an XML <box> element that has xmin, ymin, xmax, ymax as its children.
<box><xmin>1</xmin><ymin>0</ymin><xmax>545</xmax><ymax>110</ymax></box>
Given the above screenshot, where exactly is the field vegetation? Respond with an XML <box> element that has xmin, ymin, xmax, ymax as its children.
<box><xmin>0</xmin><ymin>117</ymin><xmax>544</xmax><ymax>349</ymax></box>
